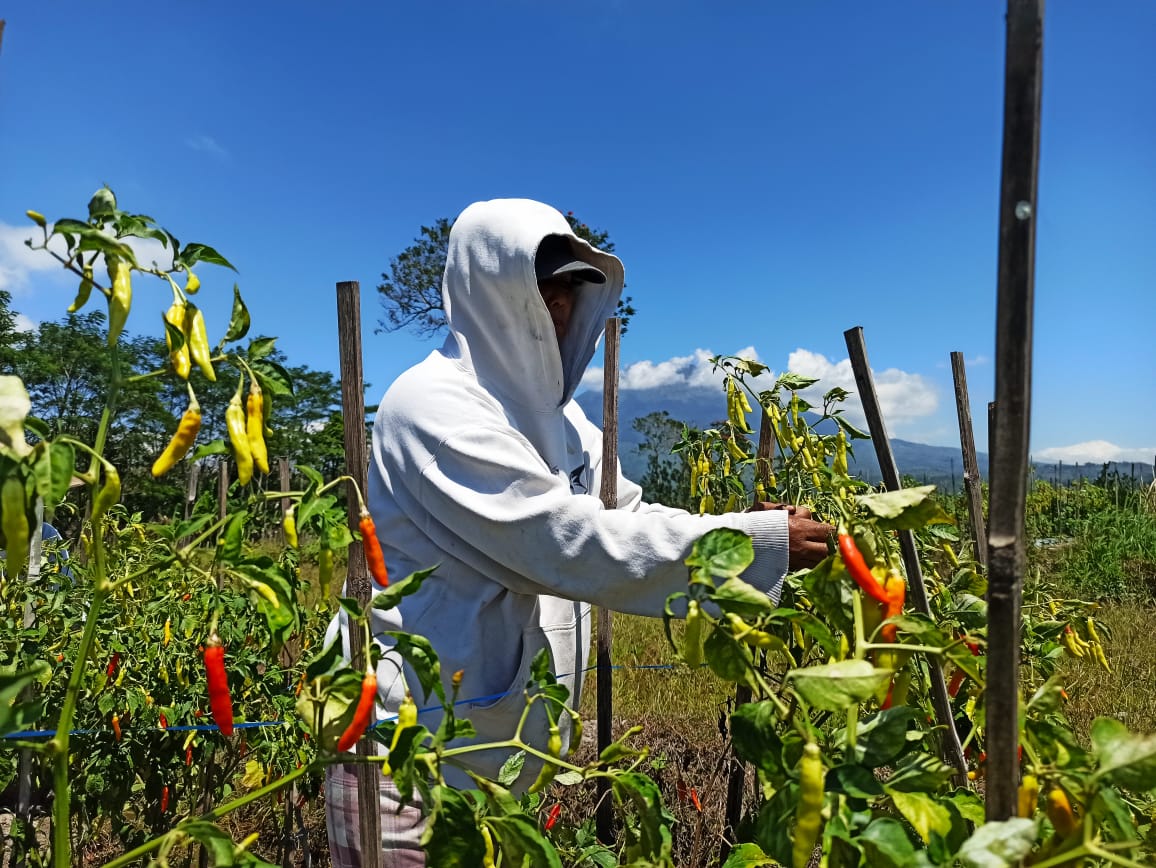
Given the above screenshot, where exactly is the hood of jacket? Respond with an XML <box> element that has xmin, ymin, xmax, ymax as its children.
<box><xmin>440</xmin><ymin>199</ymin><xmax>624</xmax><ymax>413</ymax></box>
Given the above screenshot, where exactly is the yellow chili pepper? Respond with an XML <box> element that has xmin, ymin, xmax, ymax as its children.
<box><xmin>68</xmin><ymin>265</ymin><xmax>95</xmax><ymax>314</ymax></box>
<box><xmin>283</xmin><ymin>506</ymin><xmax>298</xmax><ymax>548</ymax></box>
<box><xmin>226</xmin><ymin>377</ymin><xmax>253</xmax><ymax>484</ymax></box>
<box><xmin>793</xmin><ymin>742</ymin><xmax>824</xmax><ymax>868</ymax></box>
<box><xmin>106</xmin><ymin>255</ymin><xmax>132</xmax><ymax>347</ymax></box>
<box><xmin>246</xmin><ymin>379</ymin><xmax>269</xmax><ymax>475</ymax></box>
<box><xmin>1018</xmin><ymin>774</ymin><xmax>1039</xmax><ymax>819</ymax></box>
<box><xmin>164</xmin><ymin>618</ymin><xmax>172</xmax><ymax>647</ymax></box>
<box><xmin>184</xmin><ymin>303</ymin><xmax>216</xmax><ymax>381</ymax></box>
<box><xmin>152</xmin><ymin>386</ymin><xmax>202</xmax><ymax>477</ymax></box>
<box><xmin>2</xmin><ymin>475</ymin><xmax>30</xmax><ymax>579</ymax></box>
<box><xmin>528</xmin><ymin>724</ymin><xmax>563</xmax><ymax>793</ymax></box>
<box><xmin>1045</xmin><ymin>787</ymin><xmax>1078</xmax><ymax>838</ymax></box>
<box><xmin>163</xmin><ymin>297</ymin><xmax>191</xmax><ymax>379</ymax></box>
<box><xmin>92</xmin><ymin>464</ymin><xmax>121</xmax><ymax>517</ymax></box>
<box><xmin>683</xmin><ymin>600</ymin><xmax>704</xmax><ymax>667</ymax></box>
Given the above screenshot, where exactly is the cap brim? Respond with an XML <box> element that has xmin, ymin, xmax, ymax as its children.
<box><xmin>548</xmin><ymin>260</ymin><xmax>607</xmax><ymax>285</ymax></box>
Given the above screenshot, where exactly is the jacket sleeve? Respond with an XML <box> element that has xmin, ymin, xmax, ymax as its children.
<box><xmin>415</xmin><ymin>425</ymin><xmax>789</xmax><ymax>616</ymax></box>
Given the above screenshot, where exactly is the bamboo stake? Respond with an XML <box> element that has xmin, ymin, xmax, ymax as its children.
<box><xmin>335</xmin><ymin>280</ymin><xmax>382</xmax><ymax>868</ymax></box>
<box><xmin>951</xmin><ymin>352</ymin><xmax>989</xmax><ymax>571</ymax></box>
<box><xmin>986</xmin><ymin>0</ymin><xmax>1044</xmax><ymax>822</ymax></box>
<box><xmin>843</xmin><ymin>327</ymin><xmax>967</xmax><ymax>782</ymax></box>
<box><xmin>596</xmin><ymin>318</ymin><xmax>621</xmax><ymax>845</ymax></box>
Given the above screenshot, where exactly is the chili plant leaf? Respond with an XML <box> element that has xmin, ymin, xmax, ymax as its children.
<box><xmin>788</xmin><ymin>659</ymin><xmax>892</xmax><ymax>712</ymax></box>
<box><xmin>720</xmin><ymin>842</ymin><xmax>777</xmax><ymax>867</ymax></box>
<box><xmin>221</xmin><ymin>284</ymin><xmax>251</xmax><ymax>344</ymax></box>
<box><xmin>178</xmin><ymin>242</ymin><xmax>237</xmax><ymax>271</ymax></box>
<box><xmin>955</xmin><ymin>817</ymin><xmax>1037</xmax><ymax>867</ymax></box>
<box><xmin>856</xmin><ymin>486</ymin><xmax>952</xmax><ymax>531</ymax></box>
<box><xmin>420</xmin><ymin>784</ymin><xmax>486</xmax><ymax>867</ymax></box>
<box><xmin>384</xmin><ymin>631</ymin><xmax>445</xmax><ymax>704</ymax></box>
<box><xmin>1091</xmin><ymin>717</ymin><xmax>1156</xmax><ymax>791</ymax></box>
<box><xmin>372</xmin><ymin>566</ymin><xmax>437</xmax><ymax>612</ymax></box>
<box><xmin>611</xmin><ymin>772</ymin><xmax>675</xmax><ymax>862</ymax></box>
<box><xmin>712</xmin><ymin>576</ymin><xmax>774</xmax><ymax>619</ymax></box>
<box><xmin>191</xmin><ymin>439</ymin><xmax>228</xmax><ymax>462</ymax></box>
<box><xmin>847</xmin><ymin>707</ymin><xmax>922</xmax><ymax>769</ymax></box>
<box><xmin>856</xmin><ymin>817</ymin><xmax>921</xmax><ymax>868</ymax></box>
<box><xmin>497</xmin><ymin>751</ymin><xmax>526</xmax><ymax>787</ymax></box>
<box><xmin>886</xmin><ymin>789</ymin><xmax>952</xmax><ymax>843</ymax></box>
<box><xmin>730</xmin><ymin>701</ymin><xmax>786</xmax><ymax>780</ymax></box>
<box><xmin>487</xmin><ymin>814</ymin><xmax>563</xmax><ymax>868</ymax></box>
<box><xmin>685</xmin><ymin>527</ymin><xmax>754</xmax><ymax>580</ymax></box>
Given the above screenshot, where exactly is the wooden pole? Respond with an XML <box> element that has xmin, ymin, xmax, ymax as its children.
<box><xmin>595</xmin><ymin>318</ymin><xmax>621</xmax><ymax>844</ymax></box>
<box><xmin>279</xmin><ymin>457</ymin><xmax>292</xmax><ymax>545</ymax></box>
<box><xmin>951</xmin><ymin>352</ymin><xmax>989</xmax><ymax>571</ymax></box>
<box><xmin>843</xmin><ymin>326</ymin><xmax>967</xmax><ymax>782</ymax></box>
<box><xmin>986</xmin><ymin>0</ymin><xmax>1044</xmax><ymax>823</ymax></box>
<box><xmin>721</xmin><ymin>405</ymin><xmax>774</xmax><ymax>860</ymax></box>
<box><xmin>217</xmin><ymin>461</ymin><xmax>228</xmax><ymax>523</ymax></box>
<box><xmin>335</xmin><ymin>280</ymin><xmax>382</xmax><ymax>868</ymax></box>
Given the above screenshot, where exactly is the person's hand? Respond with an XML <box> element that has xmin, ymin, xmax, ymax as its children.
<box><xmin>787</xmin><ymin>513</ymin><xmax>835</xmax><ymax>570</ymax></box>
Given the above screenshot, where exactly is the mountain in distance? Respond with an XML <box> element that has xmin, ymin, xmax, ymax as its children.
<box><xmin>574</xmin><ymin>386</ymin><xmax>1154</xmax><ymax>492</ymax></box>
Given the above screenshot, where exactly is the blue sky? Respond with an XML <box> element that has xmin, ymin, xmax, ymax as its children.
<box><xmin>1</xmin><ymin>2</ymin><xmax>1152</xmax><ymax>464</ymax></box>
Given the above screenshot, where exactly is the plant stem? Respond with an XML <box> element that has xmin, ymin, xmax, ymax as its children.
<box><xmin>50</xmin><ymin>343</ymin><xmax>123</xmax><ymax>868</ymax></box>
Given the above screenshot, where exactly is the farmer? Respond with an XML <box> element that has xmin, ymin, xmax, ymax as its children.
<box><xmin>325</xmin><ymin>198</ymin><xmax>833</xmax><ymax>866</ymax></box>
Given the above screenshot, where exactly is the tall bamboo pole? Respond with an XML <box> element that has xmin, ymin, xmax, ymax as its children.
<box><xmin>985</xmin><ymin>0</ymin><xmax>1044</xmax><ymax>822</ymax></box>
<box><xmin>951</xmin><ymin>352</ymin><xmax>989</xmax><ymax>571</ymax></box>
<box><xmin>335</xmin><ymin>280</ymin><xmax>382</xmax><ymax>868</ymax></box>
<box><xmin>595</xmin><ymin>318</ymin><xmax>621</xmax><ymax>844</ymax></box>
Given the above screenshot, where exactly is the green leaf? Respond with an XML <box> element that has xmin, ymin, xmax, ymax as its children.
<box><xmin>486</xmin><ymin>814</ymin><xmax>563</xmax><ymax>868</ymax></box>
<box><xmin>497</xmin><ymin>751</ymin><xmax>526</xmax><ymax>787</ymax></box>
<box><xmin>787</xmin><ymin>659</ymin><xmax>892</xmax><ymax>711</ymax></box>
<box><xmin>304</xmin><ymin>636</ymin><xmax>346</xmax><ymax>681</ymax></box>
<box><xmin>420</xmin><ymin>785</ymin><xmax>486</xmax><ymax>867</ymax></box>
<box><xmin>337</xmin><ymin>596</ymin><xmax>363</xmax><ymax>620</ymax></box>
<box><xmin>611</xmin><ymin>772</ymin><xmax>675</xmax><ymax>862</ymax></box>
<box><xmin>776</xmin><ymin>372</ymin><xmax>819</xmax><ymax>391</ymax></box>
<box><xmin>217</xmin><ymin>511</ymin><xmax>247</xmax><ymax>565</ymax></box>
<box><xmin>721</xmin><ymin>843</ymin><xmax>777</xmax><ymax>867</ymax></box>
<box><xmin>685</xmin><ymin>527</ymin><xmax>754</xmax><ymax>580</ymax></box>
<box><xmin>191</xmin><ymin>440</ymin><xmax>229</xmax><ymax>462</ymax></box>
<box><xmin>856</xmin><ymin>818</ymin><xmax>922</xmax><ymax>868</ymax></box>
<box><xmin>247</xmin><ymin>336</ymin><xmax>277</xmax><ymax>361</ymax></box>
<box><xmin>178</xmin><ymin>241</ymin><xmax>237</xmax><ymax>271</ymax></box>
<box><xmin>713</xmin><ymin>577</ymin><xmax>774</xmax><ymax>619</ymax></box>
<box><xmin>372</xmin><ymin>566</ymin><xmax>438</xmax><ymax>612</ymax></box>
<box><xmin>947</xmin><ymin>789</ymin><xmax>987</xmax><ymax>826</ymax></box>
<box><xmin>295</xmin><ymin>493</ymin><xmax>336</xmax><ymax>531</ymax></box>
<box><xmin>730</xmin><ymin>701</ymin><xmax>785</xmax><ymax>780</ymax></box>
<box><xmin>703</xmin><ymin>624</ymin><xmax>755</xmax><ymax>689</ymax></box>
<box><xmin>885</xmin><ymin>751</ymin><xmax>954</xmax><ymax>793</ymax></box>
<box><xmin>956</xmin><ymin>817</ymin><xmax>1037</xmax><ymax>867</ymax></box>
<box><xmin>384</xmin><ymin>632</ymin><xmax>445</xmax><ymax>704</ymax></box>
<box><xmin>0</xmin><ymin>662</ymin><xmax>50</xmax><ymax>737</ymax></box>
<box><xmin>886</xmin><ymin>789</ymin><xmax>952</xmax><ymax>843</ymax></box>
<box><xmin>233</xmin><ymin>561</ymin><xmax>299</xmax><ymax>646</ymax></box>
<box><xmin>1091</xmin><ymin>716</ymin><xmax>1156</xmax><ymax>791</ymax></box>
<box><xmin>849</xmin><ymin>707</ymin><xmax>921</xmax><ymax>768</ymax></box>
<box><xmin>87</xmin><ymin>186</ymin><xmax>118</xmax><ymax>220</ymax></box>
<box><xmin>221</xmin><ymin>284</ymin><xmax>251</xmax><ymax>344</ymax></box>
<box><xmin>30</xmin><ymin>440</ymin><xmax>74</xmax><ymax>520</ymax></box>
<box><xmin>856</xmin><ymin>486</ymin><xmax>952</xmax><ymax>530</ymax></box>
<box><xmin>829</xmin><ymin>763</ymin><xmax>883</xmax><ymax>798</ymax></box>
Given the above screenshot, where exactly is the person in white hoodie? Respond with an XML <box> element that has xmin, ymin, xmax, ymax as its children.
<box><xmin>325</xmin><ymin>198</ymin><xmax>833</xmax><ymax>867</ymax></box>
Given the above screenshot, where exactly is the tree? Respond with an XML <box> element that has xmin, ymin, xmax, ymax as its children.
<box><xmin>633</xmin><ymin>411</ymin><xmax>693</xmax><ymax>510</ymax></box>
<box><xmin>377</xmin><ymin>213</ymin><xmax>635</xmax><ymax>337</ymax></box>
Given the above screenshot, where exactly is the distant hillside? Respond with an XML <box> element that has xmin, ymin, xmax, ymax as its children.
<box><xmin>574</xmin><ymin>388</ymin><xmax>1154</xmax><ymax>492</ymax></box>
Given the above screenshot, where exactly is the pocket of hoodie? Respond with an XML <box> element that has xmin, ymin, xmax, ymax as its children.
<box><xmin>460</xmin><ymin>613</ymin><xmax>580</xmax><ymax>742</ymax></box>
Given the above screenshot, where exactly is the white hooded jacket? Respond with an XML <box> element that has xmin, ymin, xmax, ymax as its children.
<box><xmin>345</xmin><ymin>199</ymin><xmax>791</xmax><ymax>790</ymax></box>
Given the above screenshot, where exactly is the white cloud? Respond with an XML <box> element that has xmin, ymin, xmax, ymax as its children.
<box><xmin>582</xmin><ymin>344</ymin><xmax>939</xmax><ymax>436</ymax></box>
<box><xmin>14</xmin><ymin>314</ymin><xmax>36</xmax><ymax>332</ymax></box>
<box><xmin>785</xmin><ymin>348</ymin><xmax>938</xmax><ymax>432</ymax></box>
<box><xmin>186</xmin><ymin>134</ymin><xmax>229</xmax><ymax>159</ymax></box>
<box><xmin>0</xmin><ymin>220</ymin><xmax>175</xmax><ymax>298</ymax></box>
<box><xmin>0</xmin><ymin>222</ymin><xmax>60</xmax><ymax>294</ymax></box>
<box><xmin>582</xmin><ymin>346</ymin><xmax>763</xmax><ymax>393</ymax></box>
<box><xmin>1034</xmin><ymin>441</ymin><xmax>1156</xmax><ymax>464</ymax></box>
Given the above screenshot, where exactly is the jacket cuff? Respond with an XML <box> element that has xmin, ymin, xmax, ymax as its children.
<box><xmin>731</xmin><ymin>510</ymin><xmax>790</xmax><ymax>604</ymax></box>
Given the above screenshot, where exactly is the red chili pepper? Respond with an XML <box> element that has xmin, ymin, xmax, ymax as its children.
<box><xmin>336</xmin><ymin>666</ymin><xmax>378</xmax><ymax>752</ymax></box>
<box><xmin>881</xmin><ymin>678</ymin><xmax>895</xmax><ymax>709</ymax></box>
<box><xmin>544</xmin><ymin>803</ymin><xmax>561</xmax><ymax>831</ymax></box>
<box><xmin>160</xmin><ymin>785</ymin><xmax>169</xmax><ymax>814</ymax></box>
<box><xmin>360</xmin><ymin>511</ymin><xmax>389</xmax><ymax>587</ymax></box>
<box><xmin>947</xmin><ymin>668</ymin><xmax>967</xmax><ymax>698</ymax></box>
<box><xmin>204</xmin><ymin>632</ymin><xmax>235</xmax><ymax>737</ymax></box>
<box><xmin>689</xmin><ymin>786</ymin><xmax>702</xmax><ymax>813</ymax></box>
<box><xmin>186</xmin><ymin>745</ymin><xmax>193</xmax><ymax>766</ymax></box>
<box><xmin>880</xmin><ymin>575</ymin><xmax>906</xmax><ymax>643</ymax></box>
<box><xmin>837</xmin><ymin>533</ymin><xmax>889</xmax><ymax>604</ymax></box>
<box><xmin>159</xmin><ymin>713</ymin><xmax>168</xmax><ymax>730</ymax></box>
<box><xmin>107</xmin><ymin>652</ymin><xmax>120</xmax><ymax>678</ymax></box>
<box><xmin>111</xmin><ymin>713</ymin><xmax>122</xmax><ymax>742</ymax></box>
